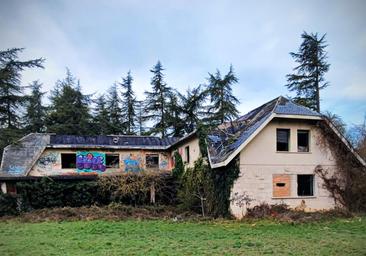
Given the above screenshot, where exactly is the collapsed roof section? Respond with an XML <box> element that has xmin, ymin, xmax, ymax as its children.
<box><xmin>207</xmin><ymin>96</ymin><xmax>322</xmax><ymax>167</ymax></box>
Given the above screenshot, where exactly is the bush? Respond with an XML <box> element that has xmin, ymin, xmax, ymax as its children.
<box><xmin>0</xmin><ymin>192</ymin><xmax>18</xmax><ymax>216</ymax></box>
<box><xmin>16</xmin><ymin>178</ymin><xmax>99</xmax><ymax>210</ymax></box>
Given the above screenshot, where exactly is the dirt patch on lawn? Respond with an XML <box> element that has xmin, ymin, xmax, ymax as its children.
<box><xmin>0</xmin><ymin>204</ymin><xmax>200</xmax><ymax>222</ymax></box>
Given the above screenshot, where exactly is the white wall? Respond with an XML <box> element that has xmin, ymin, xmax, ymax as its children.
<box><xmin>230</xmin><ymin>119</ymin><xmax>338</xmax><ymax>218</ymax></box>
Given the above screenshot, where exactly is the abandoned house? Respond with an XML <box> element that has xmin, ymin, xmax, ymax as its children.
<box><xmin>0</xmin><ymin>96</ymin><xmax>364</xmax><ymax>218</ymax></box>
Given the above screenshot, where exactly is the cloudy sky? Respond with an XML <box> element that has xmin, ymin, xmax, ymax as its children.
<box><xmin>0</xmin><ymin>0</ymin><xmax>365</xmax><ymax>125</ymax></box>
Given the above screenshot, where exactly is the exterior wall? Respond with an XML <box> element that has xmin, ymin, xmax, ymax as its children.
<box><xmin>174</xmin><ymin>137</ymin><xmax>200</xmax><ymax>168</ymax></box>
<box><xmin>28</xmin><ymin>148</ymin><xmax>173</xmax><ymax>176</ymax></box>
<box><xmin>230</xmin><ymin>119</ymin><xmax>338</xmax><ymax>218</ymax></box>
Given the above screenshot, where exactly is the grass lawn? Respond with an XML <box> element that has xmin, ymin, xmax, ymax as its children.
<box><xmin>0</xmin><ymin>218</ymin><xmax>365</xmax><ymax>255</ymax></box>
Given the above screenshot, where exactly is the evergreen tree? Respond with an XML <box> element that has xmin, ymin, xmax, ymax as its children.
<box><xmin>24</xmin><ymin>80</ymin><xmax>47</xmax><ymax>133</ymax></box>
<box><xmin>120</xmin><ymin>71</ymin><xmax>137</xmax><ymax>134</ymax></box>
<box><xmin>105</xmin><ymin>83</ymin><xmax>124</xmax><ymax>134</ymax></box>
<box><xmin>0</xmin><ymin>48</ymin><xmax>44</xmax><ymax>128</ymax></box>
<box><xmin>286</xmin><ymin>32</ymin><xmax>330</xmax><ymax>112</ymax></box>
<box><xmin>145</xmin><ymin>61</ymin><xmax>172</xmax><ymax>137</ymax></box>
<box><xmin>135</xmin><ymin>100</ymin><xmax>146</xmax><ymax>135</ymax></box>
<box><xmin>0</xmin><ymin>48</ymin><xmax>44</xmax><ymax>164</ymax></box>
<box><xmin>93</xmin><ymin>95</ymin><xmax>110</xmax><ymax>135</ymax></box>
<box><xmin>166</xmin><ymin>92</ymin><xmax>185</xmax><ymax>137</ymax></box>
<box><xmin>179</xmin><ymin>85</ymin><xmax>207</xmax><ymax>133</ymax></box>
<box><xmin>46</xmin><ymin>69</ymin><xmax>92</xmax><ymax>135</ymax></box>
<box><xmin>206</xmin><ymin>65</ymin><xmax>240</xmax><ymax>125</ymax></box>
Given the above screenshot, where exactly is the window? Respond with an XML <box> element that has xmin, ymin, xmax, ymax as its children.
<box><xmin>106</xmin><ymin>154</ymin><xmax>119</xmax><ymax>168</ymax></box>
<box><xmin>185</xmin><ymin>146</ymin><xmax>190</xmax><ymax>163</ymax></box>
<box><xmin>276</xmin><ymin>129</ymin><xmax>290</xmax><ymax>151</ymax></box>
<box><xmin>297</xmin><ymin>175</ymin><xmax>314</xmax><ymax>196</ymax></box>
<box><xmin>297</xmin><ymin>130</ymin><xmax>310</xmax><ymax>152</ymax></box>
<box><xmin>61</xmin><ymin>153</ymin><xmax>76</xmax><ymax>168</ymax></box>
<box><xmin>273</xmin><ymin>174</ymin><xmax>291</xmax><ymax>197</ymax></box>
<box><xmin>146</xmin><ymin>154</ymin><xmax>159</xmax><ymax>169</ymax></box>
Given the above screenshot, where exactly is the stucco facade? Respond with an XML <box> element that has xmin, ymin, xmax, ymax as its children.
<box><xmin>172</xmin><ymin>137</ymin><xmax>201</xmax><ymax>169</ymax></box>
<box><xmin>230</xmin><ymin>118</ymin><xmax>338</xmax><ymax>218</ymax></box>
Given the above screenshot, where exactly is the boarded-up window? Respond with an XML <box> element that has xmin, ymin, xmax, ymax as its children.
<box><xmin>146</xmin><ymin>154</ymin><xmax>159</xmax><ymax>169</ymax></box>
<box><xmin>277</xmin><ymin>129</ymin><xmax>290</xmax><ymax>151</ymax></box>
<box><xmin>273</xmin><ymin>174</ymin><xmax>291</xmax><ymax>197</ymax></box>
<box><xmin>106</xmin><ymin>154</ymin><xmax>119</xmax><ymax>168</ymax></box>
<box><xmin>61</xmin><ymin>153</ymin><xmax>76</xmax><ymax>168</ymax></box>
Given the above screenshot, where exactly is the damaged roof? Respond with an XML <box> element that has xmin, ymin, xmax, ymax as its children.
<box><xmin>207</xmin><ymin>96</ymin><xmax>321</xmax><ymax>167</ymax></box>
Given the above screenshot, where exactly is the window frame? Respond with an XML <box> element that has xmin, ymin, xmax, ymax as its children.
<box><xmin>61</xmin><ymin>153</ymin><xmax>76</xmax><ymax>169</ymax></box>
<box><xmin>185</xmin><ymin>146</ymin><xmax>190</xmax><ymax>163</ymax></box>
<box><xmin>297</xmin><ymin>129</ymin><xmax>310</xmax><ymax>152</ymax></box>
<box><xmin>297</xmin><ymin>174</ymin><xmax>314</xmax><ymax>197</ymax></box>
<box><xmin>276</xmin><ymin>128</ymin><xmax>290</xmax><ymax>152</ymax></box>
<box><xmin>106</xmin><ymin>154</ymin><xmax>120</xmax><ymax>169</ymax></box>
<box><xmin>145</xmin><ymin>153</ymin><xmax>159</xmax><ymax>169</ymax></box>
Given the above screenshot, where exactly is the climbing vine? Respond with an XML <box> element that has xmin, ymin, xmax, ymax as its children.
<box><xmin>315</xmin><ymin>120</ymin><xmax>366</xmax><ymax>212</ymax></box>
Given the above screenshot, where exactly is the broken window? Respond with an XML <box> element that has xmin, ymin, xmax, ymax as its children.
<box><xmin>185</xmin><ymin>146</ymin><xmax>190</xmax><ymax>163</ymax></box>
<box><xmin>146</xmin><ymin>154</ymin><xmax>159</xmax><ymax>169</ymax></box>
<box><xmin>276</xmin><ymin>129</ymin><xmax>290</xmax><ymax>151</ymax></box>
<box><xmin>297</xmin><ymin>175</ymin><xmax>314</xmax><ymax>196</ymax></box>
<box><xmin>297</xmin><ymin>130</ymin><xmax>310</xmax><ymax>152</ymax></box>
<box><xmin>61</xmin><ymin>153</ymin><xmax>76</xmax><ymax>168</ymax></box>
<box><xmin>106</xmin><ymin>154</ymin><xmax>120</xmax><ymax>168</ymax></box>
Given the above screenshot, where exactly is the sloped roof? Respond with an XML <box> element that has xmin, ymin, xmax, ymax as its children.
<box><xmin>0</xmin><ymin>133</ymin><xmax>50</xmax><ymax>177</ymax></box>
<box><xmin>207</xmin><ymin>96</ymin><xmax>321</xmax><ymax>166</ymax></box>
<box><xmin>49</xmin><ymin>135</ymin><xmax>179</xmax><ymax>148</ymax></box>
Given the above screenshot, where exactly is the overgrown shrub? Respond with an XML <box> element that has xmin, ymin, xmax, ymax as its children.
<box><xmin>97</xmin><ymin>172</ymin><xmax>178</xmax><ymax>206</ymax></box>
<box><xmin>17</xmin><ymin>178</ymin><xmax>99</xmax><ymax>210</ymax></box>
<box><xmin>0</xmin><ymin>192</ymin><xmax>18</xmax><ymax>216</ymax></box>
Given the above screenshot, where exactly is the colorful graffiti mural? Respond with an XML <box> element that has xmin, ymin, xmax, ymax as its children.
<box><xmin>123</xmin><ymin>154</ymin><xmax>142</xmax><ymax>172</ymax></box>
<box><xmin>37</xmin><ymin>152</ymin><xmax>58</xmax><ymax>168</ymax></box>
<box><xmin>8</xmin><ymin>165</ymin><xmax>25</xmax><ymax>175</ymax></box>
<box><xmin>76</xmin><ymin>152</ymin><xmax>106</xmax><ymax>172</ymax></box>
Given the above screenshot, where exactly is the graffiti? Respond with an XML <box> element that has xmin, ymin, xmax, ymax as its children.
<box><xmin>160</xmin><ymin>160</ymin><xmax>168</xmax><ymax>169</ymax></box>
<box><xmin>76</xmin><ymin>152</ymin><xmax>106</xmax><ymax>172</ymax></box>
<box><xmin>8</xmin><ymin>165</ymin><xmax>25</xmax><ymax>175</ymax></box>
<box><xmin>37</xmin><ymin>152</ymin><xmax>58</xmax><ymax>168</ymax></box>
<box><xmin>124</xmin><ymin>154</ymin><xmax>142</xmax><ymax>172</ymax></box>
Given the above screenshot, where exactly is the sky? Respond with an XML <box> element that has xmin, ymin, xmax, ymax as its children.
<box><xmin>0</xmin><ymin>0</ymin><xmax>365</xmax><ymax>126</ymax></box>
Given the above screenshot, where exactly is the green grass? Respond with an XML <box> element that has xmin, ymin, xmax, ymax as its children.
<box><xmin>0</xmin><ymin>218</ymin><xmax>365</xmax><ymax>255</ymax></box>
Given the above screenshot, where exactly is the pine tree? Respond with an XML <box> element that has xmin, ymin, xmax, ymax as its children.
<box><xmin>93</xmin><ymin>95</ymin><xmax>110</xmax><ymax>135</ymax></box>
<box><xmin>105</xmin><ymin>83</ymin><xmax>124</xmax><ymax>134</ymax></box>
<box><xmin>135</xmin><ymin>100</ymin><xmax>146</xmax><ymax>135</ymax></box>
<box><xmin>166</xmin><ymin>92</ymin><xmax>185</xmax><ymax>137</ymax></box>
<box><xmin>24</xmin><ymin>80</ymin><xmax>47</xmax><ymax>133</ymax></box>
<box><xmin>145</xmin><ymin>61</ymin><xmax>172</xmax><ymax>137</ymax></box>
<box><xmin>179</xmin><ymin>85</ymin><xmax>207</xmax><ymax>133</ymax></box>
<box><xmin>120</xmin><ymin>71</ymin><xmax>137</xmax><ymax>134</ymax></box>
<box><xmin>206</xmin><ymin>65</ymin><xmax>240</xmax><ymax>125</ymax></box>
<box><xmin>286</xmin><ymin>32</ymin><xmax>330</xmax><ymax>112</ymax></box>
<box><xmin>46</xmin><ymin>69</ymin><xmax>92</xmax><ymax>135</ymax></box>
<box><xmin>0</xmin><ymin>48</ymin><xmax>44</xmax><ymax>128</ymax></box>
<box><xmin>0</xmin><ymin>48</ymin><xmax>44</xmax><ymax>164</ymax></box>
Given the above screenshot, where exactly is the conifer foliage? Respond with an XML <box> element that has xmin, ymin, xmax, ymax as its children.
<box><xmin>206</xmin><ymin>65</ymin><xmax>240</xmax><ymax>125</ymax></box>
<box><xmin>145</xmin><ymin>61</ymin><xmax>172</xmax><ymax>137</ymax></box>
<box><xmin>286</xmin><ymin>32</ymin><xmax>330</xmax><ymax>112</ymax></box>
<box><xmin>24</xmin><ymin>80</ymin><xmax>47</xmax><ymax>133</ymax></box>
<box><xmin>120</xmin><ymin>71</ymin><xmax>137</xmax><ymax>134</ymax></box>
